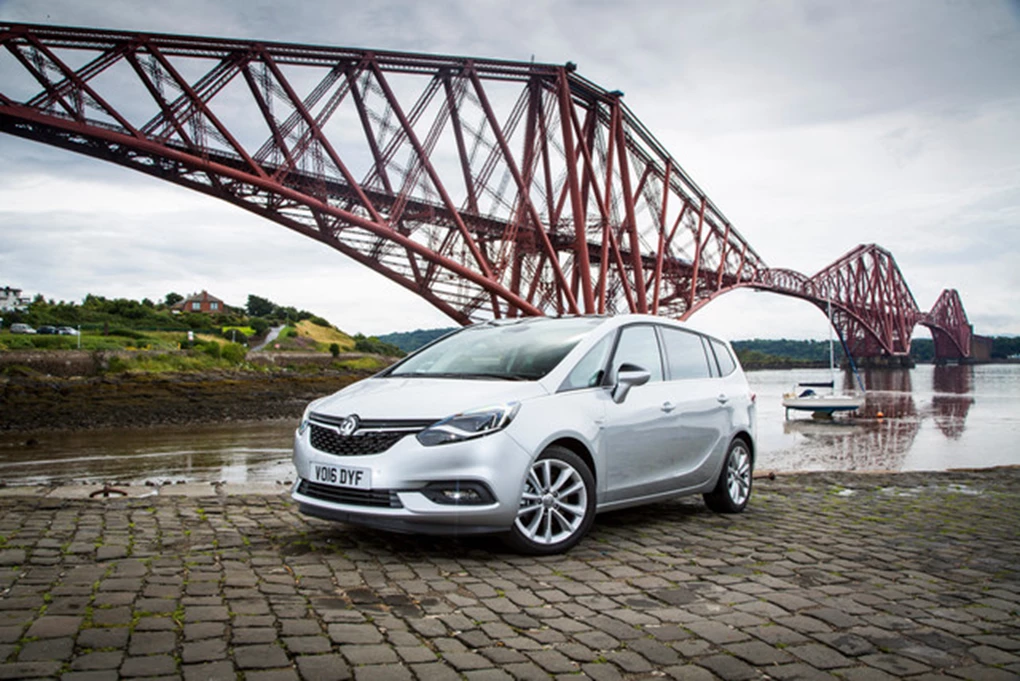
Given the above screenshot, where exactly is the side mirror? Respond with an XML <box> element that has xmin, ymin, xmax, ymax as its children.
<box><xmin>612</xmin><ymin>363</ymin><xmax>651</xmax><ymax>403</ymax></box>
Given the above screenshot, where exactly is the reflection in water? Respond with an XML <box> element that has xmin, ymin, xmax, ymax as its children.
<box><xmin>782</xmin><ymin>416</ymin><xmax>920</xmax><ymax>471</ymax></box>
<box><xmin>856</xmin><ymin>369</ymin><xmax>917</xmax><ymax>419</ymax></box>
<box><xmin>930</xmin><ymin>365</ymin><xmax>975</xmax><ymax>440</ymax></box>
<box><xmin>751</xmin><ymin>363</ymin><xmax>1018</xmax><ymax>473</ymax></box>
<box><xmin>933</xmin><ymin>364</ymin><xmax>973</xmax><ymax>394</ymax></box>
<box><xmin>0</xmin><ymin>420</ymin><xmax>296</xmax><ymax>487</ymax></box>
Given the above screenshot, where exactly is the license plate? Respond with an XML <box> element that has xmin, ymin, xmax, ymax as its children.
<box><xmin>310</xmin><ymin>463</ymin><xmax>371</xmax><ymax>489</ymax></box>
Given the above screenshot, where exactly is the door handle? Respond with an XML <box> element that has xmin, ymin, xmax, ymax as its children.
<box><xmin>717</xmin><ymin>394</ymin><xmax>729</xmax><ymax>404</ymax></box>
<box><xmin>661</xmin><ymin>401</ymin><xmax>677</xmax><ymax>412</ymax></box>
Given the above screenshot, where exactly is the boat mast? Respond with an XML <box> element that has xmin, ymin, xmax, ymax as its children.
<box><xmin>828</xmin><ymin>298</ymin><xmax>835</xmax><ymax>390</ymax></box>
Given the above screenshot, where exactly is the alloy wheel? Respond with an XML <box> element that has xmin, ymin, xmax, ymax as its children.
<box><xmin>514</xmin><ymin>458</ymin><xmax>588</xmax><ymax>545</ymax></box>
<box><xmin>727</xmin><ymin>443</ymin><xmax>752</xmax><ymax>506</ymax></box>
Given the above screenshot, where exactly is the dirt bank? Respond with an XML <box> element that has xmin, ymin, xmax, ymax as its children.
<box><xmin>0</xmin><ymin>369</ymin><xmax>371</xmax><ymax>433</ymax></box>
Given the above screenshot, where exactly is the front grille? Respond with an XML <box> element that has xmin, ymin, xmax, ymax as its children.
<box><xmin>309</xmin><ymin>413</ymin><xmax>436</xmax><ymax>430</ymax></box>
<box><xmin>298</xmin><ymin>480</ymin><xmax>403</xmax><ymax>508</ymax></box>
<box><xmin>307</xmin><ymin>415</ymin><xmax>435</xmax><ymax>457</ymax></box>
<box><xmin>310</xmin><ymin>425</ymin><xmax>408</xmax><ymax>456</ymax></box>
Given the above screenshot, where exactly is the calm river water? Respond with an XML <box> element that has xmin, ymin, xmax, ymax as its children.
<box><xmin>1</xmin><ymin>364</ymin><xmax>1017</xmax><ymax>487</ymax></box>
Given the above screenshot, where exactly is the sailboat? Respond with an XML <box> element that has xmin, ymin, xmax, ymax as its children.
<box><xmin>783</xmin><ymin>300</ymin><xmax>865</xmax><ymax>418</ymax></box>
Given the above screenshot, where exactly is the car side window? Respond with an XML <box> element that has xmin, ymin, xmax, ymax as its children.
<box><xmin>660</xmin><ymin>327</ymin><xmax>713</xmax><ymax>380</ymax></box>
<box><xmin>711</xmin><ymin>338</ymin><xmax>738</xmax><ymax>376</ymax></box>
<box><xmin>610</xmin><ymin>325</ymin><xmax>663</xmax><ymax>383</ymax></box>
<box><xmin>560</xmin><ymin>334</ymin><xmax>614</xmax><ymax>391</ymax></box>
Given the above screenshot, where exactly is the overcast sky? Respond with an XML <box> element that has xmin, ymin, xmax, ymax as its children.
<box><xmin>1</xmin><ymin>0</ymin><xmax>1018</xmax><ymax>340</ymax></box>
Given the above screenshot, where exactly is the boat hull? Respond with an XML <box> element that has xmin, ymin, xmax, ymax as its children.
<box><xmin>782</xmin><ymin>394</ymin><xmax>864</xmax><ymax>414</ymax></box>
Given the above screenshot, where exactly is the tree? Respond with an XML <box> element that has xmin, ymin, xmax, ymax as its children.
<box><xmin>250</xmin><ymin>318</ymin><xmax>269</xmax><ymax>336</ymax></box>
<box><xmin>164</xmin><ymin>292</ymin><xmax>184</xmax><ymax>306</ymax></box>
<box><xmin>353</xmin><ymin>333</ymin><xmax>405</xmax><ymax>357</ymax></box>
<box><xmin>246</xmin><ymin>294</ymin><xmax>276</xmax><ymax>318</ymax></box>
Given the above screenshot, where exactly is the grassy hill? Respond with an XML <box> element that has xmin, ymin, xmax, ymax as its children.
<box><xmin>294</xmin><ymin>320</ymin><xmax>355</xmax><ymax>350</ymax></box>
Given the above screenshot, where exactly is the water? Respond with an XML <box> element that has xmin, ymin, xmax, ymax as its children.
<box><xmin>751</xmin><ymin>363</ymin><xmax>1020</xmax><ymax>472</ymax></box>
<box><xmin>0</xmin><ymin>420</ymin><xmax>298</xmax><ymax>488</ymax></box>
<box><xmin>0</xmin><ymin>365</ymin><xmax>1017</xmax><ymax>487</ymax></box>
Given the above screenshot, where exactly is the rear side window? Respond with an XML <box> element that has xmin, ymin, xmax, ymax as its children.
<box><xmin>660</xmin><ymin>327</ymin><xmax>713</xmax><ymax>380</ymax></box>
<box><xmin>610</xmin><ymin>325</ymin><xmax>664</xmax><ymax>383</ymax></box>
<box><xmin>710</xmin><ymin>338</ymin><xmax>738</xmax><ymax>376</ymax></box>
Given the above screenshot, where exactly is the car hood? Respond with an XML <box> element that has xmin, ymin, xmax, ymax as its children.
<box><xmin>308</xmin><ymin>376</ymin><xmax>549</xmax><ymax>420</ymax></box>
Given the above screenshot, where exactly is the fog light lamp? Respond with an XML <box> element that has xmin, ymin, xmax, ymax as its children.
<box><xmin>421</xmin><ymin>481</ymin><xmax>495</xmax><ymax>506</ymax></box>
<box><xmin>443</xmin><ymin>489</ymin><xmax>481</xmax><ymax>502</ymax></box>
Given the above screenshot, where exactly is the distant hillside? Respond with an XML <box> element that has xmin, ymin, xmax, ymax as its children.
<box><xmin>377</xmin><ymin>325</ymin><xmax>1020</xmax><ymax>364</ymax></box>
<box><xmin>377</xmin><ymin>327</ymin><xmax>457</xmax><ymax>353</ymax></box>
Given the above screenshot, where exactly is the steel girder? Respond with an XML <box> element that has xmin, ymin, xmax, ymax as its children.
<box><xmin>694</xmin><ymin>244</ymin><xmax>971</xmax><ymax>360</ymax></box>
<box><xmin>0</xmin><ymin>23</ymin><xmax>972</xmax><ymax>360</ymax></box>
<box><xmin>922</xmin><ymin>289</ymin><xmax>971</xmax><ymax>360</ymax></box>
<box><xmin>0</xmin><ymin>22</ymin><xmax>764</xmax><ymax>323</ymax></box>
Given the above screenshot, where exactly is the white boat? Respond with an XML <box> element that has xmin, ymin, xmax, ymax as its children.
<box><xmin>782</xmin><ymin>386</ymin><xmax>865</xmax><ymax>416</ymax></box>
<box><xmin>782</xmin><ymin>300</ymin><xmax>865</xmax><ymax>418</ymax></box>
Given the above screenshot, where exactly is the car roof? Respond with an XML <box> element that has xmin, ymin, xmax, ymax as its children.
<box><xmin>471</xmin><ymin>313</ymin><xmax>731</xmax><ymax>347</ymax></box>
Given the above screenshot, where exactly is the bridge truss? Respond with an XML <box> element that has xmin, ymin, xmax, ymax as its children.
<box><xmin>0</xmin><ymin>23</ymin><xmax>973</xmax><ymax>359</ymax></box>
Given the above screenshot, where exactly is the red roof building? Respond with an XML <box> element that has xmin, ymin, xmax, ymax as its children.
<box><xmin>172</xmin><ymin>290</ymin><xmax>226</xmax><ymax>314</ymax></box>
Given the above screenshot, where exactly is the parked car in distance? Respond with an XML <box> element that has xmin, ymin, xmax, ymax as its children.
<box><xmin>36</xmin><ymin>325</ymin><xmax>58</xmax><ymax>335</ymax></box>
<box><xmin>57</xmin><ymin>326</ymin><xmax>79</xmax><ymax>336</ymax></box>
<box><xmin>292</xmin><ymin>314</ymin><xmax>757</xmax><ymax>554</ymax></box>
<box><xmin>9</xmin><ymin>323</ymin><xmax>36</xmax><ymax>334</ymax></box>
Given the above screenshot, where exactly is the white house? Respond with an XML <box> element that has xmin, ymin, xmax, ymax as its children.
<box><xmin>0</xmin><ymin>286</ymin><xmax>31</xmax><ymax>312</ymax></box>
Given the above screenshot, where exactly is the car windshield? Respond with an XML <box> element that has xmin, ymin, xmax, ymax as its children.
<box><xmin>385</xmin><ymin>317</ymin><xmax>603</xmax><ymax>381</ymax></box>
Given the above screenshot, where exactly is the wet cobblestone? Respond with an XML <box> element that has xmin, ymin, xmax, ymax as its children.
<box><xmin>0</xmin><ymin>468</ymin><xmax>1017</xmax><ymax>680</ymax></box>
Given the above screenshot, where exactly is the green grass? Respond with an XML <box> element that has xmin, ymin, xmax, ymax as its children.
<box><xmin>106</xmin><ymin>350</ymin><xmax>245</xmax><ymax>373</ymax></box>
<box><xmin>333</xmin><ymin>357</ymin><xmax>388</xmax><ymax>372</ymax></box>
<box><xmin>0</xmin><ymin>330</ymin><xmax>184</xmax><ymax>352</ymax></box>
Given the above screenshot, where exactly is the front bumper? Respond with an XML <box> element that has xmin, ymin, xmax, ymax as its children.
<box><xmin>291</xmin><ymin>426</ymin><xmax>532</xmax><ymax>536</ymax></box>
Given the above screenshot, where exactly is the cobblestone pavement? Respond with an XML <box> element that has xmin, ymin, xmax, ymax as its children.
<box><xmin>0</xmin><ymin>468</ymin><xmax>1017</xmax><ymax>681</ymax></box>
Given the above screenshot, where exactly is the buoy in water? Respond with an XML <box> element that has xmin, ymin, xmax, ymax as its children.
<box><xmin>876</xmin><ymin>411</ymin><xmax>884</xmax><ymax>419</ymax></box>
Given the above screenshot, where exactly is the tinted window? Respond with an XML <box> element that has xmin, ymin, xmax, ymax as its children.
<box><xmin>560</xmin><ymin>334</ymin><xmax>613</xmax><ymax>391</ymax></box>
<box><xmin>610</xmin><ymin>325</ymin><xmax>663</xmax><ymax>383</ymax></box>
<box><xmin>660</xmin><ymin>327</ymin><xmax>712</xmax><ymax>380</ymax></box>
<box><xmin>711</xmin><ymin>338</ymin><xmax>738</xmax><ymax>376</ymax></box>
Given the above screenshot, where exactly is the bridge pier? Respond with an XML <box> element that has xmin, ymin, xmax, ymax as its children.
<box><xmin>852</xmin><ymin>355</ymin><xmax>916</xmax><ymax>369</ymax></box>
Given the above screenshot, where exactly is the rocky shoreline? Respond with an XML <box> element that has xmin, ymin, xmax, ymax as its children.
<box><xmin>0</xmin><ymin>368</ymin><xmax>371</xmax><ymax>433</ymax></box>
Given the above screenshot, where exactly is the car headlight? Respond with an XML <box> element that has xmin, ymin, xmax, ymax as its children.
<box><xmin>416</xmin><ymin>403</ymin><xmax>520</xmax><ymax>447</ymax></box>
<box><xmin>297</xmin><ymin>406</ymin><xmax>312</xmax><ymax>435</ymax></box>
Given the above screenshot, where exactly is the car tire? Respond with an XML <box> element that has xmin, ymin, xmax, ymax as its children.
<box><xmin>503</xmin><ymin>446</ymin><xmax>596</xmax><ymax>555</ymax></box>
<box><xmin>703</xmin><ymin>438</ymin><xmax>753</xmax><ymax>514</ymax></box>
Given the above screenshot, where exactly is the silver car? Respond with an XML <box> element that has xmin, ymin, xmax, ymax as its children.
<box><xmin>292</xmin><ymin>314</ymin><xmax>756</xmax><ymax>554</ymax></box>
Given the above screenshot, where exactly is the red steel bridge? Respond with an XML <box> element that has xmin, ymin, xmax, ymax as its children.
<box><xmin>0</xmin><ymin>23</ymin><xmax>974</xmax><ymax>361</ymax></box>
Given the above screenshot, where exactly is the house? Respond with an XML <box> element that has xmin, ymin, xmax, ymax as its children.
<box><xmin>172</xmin><ymin>290</ymin><xmax>227</xmax><ymax>314</ymax></box>
<box><xmin>0</xmin><ymin>286</ymin><xmax>31</xmax><ymax>312</ymax></box>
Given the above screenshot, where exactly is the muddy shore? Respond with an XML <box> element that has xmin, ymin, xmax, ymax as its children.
<box><xmin>0</xmin><ymin>369</ymin><xmax>370</xmax><ymax>433</ymax></box>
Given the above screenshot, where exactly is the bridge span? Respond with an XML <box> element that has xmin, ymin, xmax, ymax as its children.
<box><xmin>0</xmin><ymin>23</ymin><xmax>974</xmax><ymax>360</ymax></box>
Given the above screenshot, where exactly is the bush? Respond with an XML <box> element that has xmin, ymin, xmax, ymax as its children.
<box><xmin>250</xmin><ymin>318</ymin><xmax>269</xmax><ymax>336</ymax></box>
<box><xmin>310</xmin><ymin>316</ymin><xmax>331</xmax><ymax>328</ymax></box>
<box><xmin>220</xmin><ymin>327</ymin><xmax>250</xmax><ymax>344</ymax></box>
<box><xmin>202</xmin><ymin>342</ymin><xmax>222</xmax><ymax>359</ymax></box>
<box><xmin>222</xmin><ymin>343</ymin><xmax>247</xmax><ymax>364</ymax></box>
<box><xmin>353</xmin><ymin>334</ymin><xmax>405</xmax><ymax>357</ymax></box>
<box><xmin>107</xmin><ymin>356</ymin><xmax>130</xmax><ymax>373</ymax></box>
<box><xmin>107</xmin><ymin>328</ymin><xmax>148</xmax><ymax>340</ymax></box>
